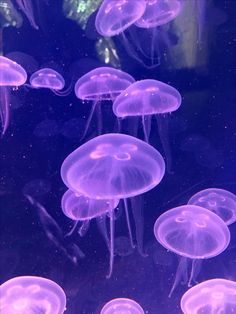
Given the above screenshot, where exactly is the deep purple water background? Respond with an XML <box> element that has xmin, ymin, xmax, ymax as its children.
<box><xmin>1</xmin><ymin>1</ymin><xmax>236</xmax><ymax>313</ymax></box>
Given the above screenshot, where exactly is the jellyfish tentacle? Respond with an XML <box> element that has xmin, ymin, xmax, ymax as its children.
<box><xmin>106</xmin><ymin>209</ymin><xmax>115</xmax><ymax>279</ymax></box>
<box><xmin>81</xmin><ymin>100</ymin><xmax>98</xmax><ymax>140</ymax></box>
<box><xmin>124</xmin><ymin>198</ymin><xmax>135</xmax><ymax>249</ymax></box>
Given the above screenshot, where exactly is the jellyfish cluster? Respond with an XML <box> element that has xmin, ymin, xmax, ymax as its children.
<box><xmin>0</xmin><ymin>0</ymin><xmax>235</xmax><ymax>313</ymax></box>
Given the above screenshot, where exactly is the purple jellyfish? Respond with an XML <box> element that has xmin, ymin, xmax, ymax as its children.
<box><xmin>30</xmin><ymin>68</ymin><xmax>67</xmax><ymax>95</ymax></box>
<box><xmin>15</xmin><ymin>0</ymin><xmax>39</xmax><ymax>29</ymax></box>
<box><xmin>188</xmin><ymin>188</ymin><xmax>236</xmax><ymax>225</ymax></box>
<box><xmin>0</xmin><ymin>56</ymin><xmax>27</xmax><ymax>135</ymax></box>
<box><xmin>61</xmin><ymin>189</ymin><xmax>119</xmax><ymax>277</ymax></box>
<box><xmin>154</xmin><ymin>205</ymin><xmax>230</xmax><ymax>296</ymax></box>
<box><xmin>74</xmin><ymin>67</ymin><xmax>135</xmax><ymax>139</ymax></box>
<box><xmin>95</xmin><ymin>0</ymin><xmax>183</xmax><ymax>68</ymax></box>
<box><xmin>0</xmin><ymin>276</ymin><xmax>66</xmax><ymax>313</ymax></box>
<box><xmin>181</xmin><ymin>278</ymin><xmax>236</xmax><ymax>314</ymax></box>
<box><xmin>113</xmin><ymin>79</ymin><xmax>181</xmax><ymax>172</ymax></box>
<box><xmin>61</xmin><ymin>133</ymin><xmax>165</xmax><ymax>276</ymax></box>
<box><xmin>101</xmin><ymin>298</ymin><xmax>145</xmax><ymax>314</ymax></box>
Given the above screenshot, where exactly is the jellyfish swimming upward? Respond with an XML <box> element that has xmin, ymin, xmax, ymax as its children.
<box><xmin>61</xmin><ymin>133</ymin><xmax>165</xmax><ymax>276</ymax></box>
<box><xmin>0</xmin><ymin>56</ymin><xmax>27</xmax><ymax>135</ymax></box>
<box><xmin>154</xmin><ymin>204</ymin><xmax>230</xmax><ymax>295</ymax></box>
<box><xmin>74</xmin><ymin>66</ymin><xmax>135</xmax><ymax>139</ymax></box>
<box><xmin>0</xmin><ymin>276</ymin><xmax>67</xmax><ymax>314</ymax></box>
<box><xmin>101</xmin><ymin>297</ymin><xmax>145</xmax><ymax>314</ymax></box>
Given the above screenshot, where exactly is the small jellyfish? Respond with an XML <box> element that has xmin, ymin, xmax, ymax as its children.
<box><xmin>74</xmin><ymin>67</ymin><xmax>135</xmax><ymax>139</ymax></box>
<box><xmin>181</xmin><ymin>278</ymin><xmax>236</xmax><ymax>314</ymax></box>
<box><xmin>100</xmin><ymin>298</ymin><xmax>145</xmax><ymax>314</ymax></box>
<box><xmin>61</xmin><ymin>133</ymin><xmax>165</xmax><ymax>276</ymax></box>
<box><xmin>188</xmin><ymin>188</ymin><xmax>236</xmax><ymax>225</ymax></box>
<box><xmin>0</xmin><ymin>276</ymin><xmax>66</xmax><ymax>314</ymax></box>
<box><xmin>154</xmin><ymin>205</ymin><xmax>230</xmax><ymax>296</ymax></box>
<box><xmin>29</xmin><ymin>68</ymin><xmax>68</xmax><ymax>95</ymax></box>
<box><xmin>0</xmin><ymin>56</ymin><xmax>27</xmax><ymax>135</ymax></box>
<box><xmin>95</xmin><ymin>0</ymin><xmax>182</xmax><ymax>68</ymax></box>
<box><xmin>113</xmin><ymin>79</ymin><xmax>181</xmax><ymax>172</ymax></box>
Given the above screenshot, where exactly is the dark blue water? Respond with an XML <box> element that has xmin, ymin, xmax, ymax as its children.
<box><xmin>1</xmin><ymin>1</ymin><xmax>236</xmax><ymax>313</ymax></box>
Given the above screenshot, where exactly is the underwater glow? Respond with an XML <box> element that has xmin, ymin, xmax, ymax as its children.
<box><xmin>101</xmin><ymin>298</ymin><xmax>145</xmax><ymax>314</ymax></box>
<box><xmin>0</xmin><ymin>276</ymin><xmax>67</xmax><ymax>314</ymax></box>
<box><xmin>30</xmin><ymin>68</ymin><xmax>65</xmax><ymax>91</ymax></box>
<box><xmin>188</xmin><ymin>188</ymin><xmax>236</xmax><ymax>225</ymax></box>
<box><xmin>181</xmin><ymin>278</ymin><xmax>236</xmax><ymax>314</ymax></box>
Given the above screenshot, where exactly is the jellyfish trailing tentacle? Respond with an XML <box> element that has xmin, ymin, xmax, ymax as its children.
<box><xmin>0</xmin><ymin>87</ymin><xmax>10</xmax><ymax>136</ymax></box>
<box><xmin>81</xmin><ymin>100</ymin><xmax>98</xmax><ymax>141</ymax></box>
<box><xmin>124</xmin><ymin>198</ymin><xmax>135</xmax><ymax>249</ymax></box>
<box><xmin>106</xmin><ymin>209</ymin><xmax>115</xmax><ymax>279</ymax></box>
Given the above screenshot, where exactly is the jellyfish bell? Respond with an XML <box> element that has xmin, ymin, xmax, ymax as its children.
<box><xmin>0</xmin><ymin>56</ymin><xmax>27</xmax><ymax>135</ymax></box>
<box><xmin>29</xmin><ymin>67</ymin><xmax>65</xmax><ymax>91</ymax></box>
<box><xmin>74</xmin><ymin>67</ymin><xmax>135</xmax><ymax>139</ymax></box>
<box><xmin>100</xmin><ymin>298</ymin><xmax>145</xmax><ymax>314</ymax></box>
<box><xmin>95</xmin><ymin>0</ymin><xmax>146</xmax><ymax>37</ymax></box>
<box><xmin>61</xmin><ymin>133</ymin><xmax>165</xmax><ymax>277</ymax></box>
<box><xmin>188</xmin><ymin>188</ymin><xmax>236</xmax><ymax>226</ymax></box>
<box><xmin>154</xmin><ymin>205</ymin><xmax>230</xmax><ymax>296</ymax></box>
<box><xmin>0</xmin><ymin>276</ymin><xmax>67</xmax><ymax>314</ymax></box>
<box><xmin>180</xmin><ymin>278</ymin><xmax>236</xmax><ymax>314</ymax></box>
<box><xmin>61</xmin><ymin>189</ymin><xmax>119</xmax><ymax>221</ymax></box>
<box><xmin>113</xmin><ymin>79</ymin><xmax>182</xmax><ymax>172</ymax></box>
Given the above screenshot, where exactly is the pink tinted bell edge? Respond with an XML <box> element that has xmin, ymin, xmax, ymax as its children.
<box><xmin>101</xmin><ymin>297</ymin><xmax>145</xmax><ymax>314</ymax></box>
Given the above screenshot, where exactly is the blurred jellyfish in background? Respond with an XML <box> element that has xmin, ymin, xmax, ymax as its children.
<box><xmin>188</xmin><ymin>188</ymin><xmax>236</xmax><ymax>226</ymax></box>
<box><xmin>95</xmin><ymin>0</ymin><xmax>183</xmax><ymax>68</ymax></box>
<box><xmin>23</xmin><ymin>179</ymin><xmax>85</xmax><ymax>266</ymax></box>
<box><xmin>0</xmin><ymin>276</ymin><xmax>67</xmax><ymax>314</ymax></box>
<box><xmin>74</xmin><ymin>67</ymin><xmax>135</xmax><ymax>139</ymax></box>
<box><xmin>100</xmin><ymin>298</ymin><xmax>145</xmax><ymax>314</ymax></box>
<box><xmin>14</xmin><ymin>0</ymin><xmax>39</xmax><ymax>29</ymax></box>
<box><xmin>0</xmin><ymin>0</ymin><xmax>23</xmax><ymax>29</ymax></box>
<box><xmin>95</xmin><ymin>37</ymin><xmax>121</xmax><ymax>69</ymax></box>
<box><xmin>0</xmin><ymin>55</ymin><xmax>27</xmax><ymax>135</ymax></box>
<box><xmin>154</xmin><ymin>205</ymin><xmax>230</xmax><ymax>296</ymax></box>
<box><xmin>113</xmin><ymin>79</ymin><xmax>182</xmax><ymax>172</ymax></box>
<box><xmin>180</xmin><ymin>278</ymin><xmax>236</xmax><ymax>314</ymax></box>
<box><xmin>61</xmin><ymin>133</ymin><xmax>165</xmax><ymax>276</ymax></box>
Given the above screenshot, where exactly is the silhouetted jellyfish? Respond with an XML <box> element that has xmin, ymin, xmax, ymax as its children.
<box><xmin>22</xmin><ymin>178</ymin><xmax>51</xmax><ymax>197</ymax></box>
<box><xmin>30</xmin><ymin>68</ymin><xmax>67</xmax><ymax>96</ymax></box>
<box><xmin>95</xmin><ymin>0</ymin><xmax>182</xmax><ymax>68</ymax></box>
<box><xmin>74</xmin><ymin>67</ymin><xmax>135</xmax><ymax>139</ymax></box>
<box><xmin>188</xmin><ymin>188</ymin><xmax>236</xmax><ymax>225</ymax></box>
<box><xmin>113</xmin><ymin>79</ymin><xmax>181</xmax><ymax>172</ymax></box>
<box><xmin>154</xmin><ymin>205</ymin><xmax>230</xmax><ymax>296</ymax></box>
<box><xmin>33</xmin><ymin>119</ymin><xmax>60</xmax><ymax>138</ymax></box>
<box><xmin>0</xmin><ymin>56</ymin><xmax>27</xmax><ymax>135</ymax></box>
<box><xmin>181</xmin><ymin>278</ymin><xmax>236</xmax><ymax>314</ymax></box>
<box><xmin>61</xmin><ymin>133</ymin><xmax>165</xmax><ymax>276</ymax></box>
<box><xmin>0</xmin><ymin>276</ymin><xmax>66</xmax><ymax>313</ymax></box>
<box><xmin>101</xmin><ymin>298</ymin><xmax>145</xmax><ymax>314</ymax></box>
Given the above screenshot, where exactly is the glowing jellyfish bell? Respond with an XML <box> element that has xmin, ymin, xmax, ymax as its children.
<box><xmin>188</xmin><ymin>188</ymin><xmax>236</xmax><ymax>225</ymax></box>
<box><xmin>181</xmin><ymin>278</ymin><xmax>236</xmax><ymax>314</ymax></box>
<box><xmin>0</xmin><ymin>56</ymin><xmax>27</xmax><ymax>135</ymax></box>
<box><xmin>154</xmin><ymin>205</ymin><xmax>230</xmax><ymax>296</ymax></box>
<box><xmin>113</xmin><ymin>79</ymin><xmax>181</xmax><ymax>172</ymax></box>
<box><xmin>101</xmin><ymin>298</ymin><xmax>145</xmax><ymax>314</ymax></box>
<box><xmin>29</xmin><ymin>68</ymin><xmax>68</xmax><ymax>96</ymax></box>
<box><xmin>61</xmin><ymin>133</ymin><xmax>165</xmax><ymax>277</ymax></box>
<box><xmin>0</xmin><ymin>276</ymin><xmax>66</xmax><ymax>314</ymax></box>
<box><xmin>74</xmin><ymin>67</ymin><xmax>135</xmax><ymax>139</ymax></box>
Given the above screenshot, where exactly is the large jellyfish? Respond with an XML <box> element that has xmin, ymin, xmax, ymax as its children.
<box><xmin>101</xmin><ymin>298</ymin><xmax>145</xmax><ymax>314</ymax></box>
<box><xmin>95</xmin><ymin>0</ymin><xmax>183</xmax><ymax>68</ymax></box>
<box><xmin>74</xmin><ymin>66</ymin><xmax>135</xmax><ymax>139</ymax></box>
<box><xmin>188</xmin><ymin>188</ymin><xmax>236</xmax><ymax>225</ymax></box>
<box><xmin>154</xmin><ymin>205</ymin><xmax>230</xmax><ymax>296</ymax></box>
<box><xmin>61</xmin><ymin>133</ymin><xmax>165</xmax><ymax>276</ymax></box>
<box><xmin>0</xmin><ymin>276</ymin><xmax>66</xmax><ymax>314</ymax></box>
<box><xmin>181</xmin><ymin>278</ymin><xmax>236</xmax><ymax>314</ymax></box>
<box><xmin>113</xmin><ymin>79</ymin><xmax>181</xmax><ymax>172</ymax></box>
<box><xmin>0</xmin><ymin>55</ymin><xmax>27</xmax><ymax>135</ymax></box>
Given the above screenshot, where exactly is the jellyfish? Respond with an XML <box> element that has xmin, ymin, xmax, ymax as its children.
<box><xmin>100</xmin><ymin>298</ymin><xmax>145</xmax><ymax>314</ymax></box>
<box><xmin>154</xmin><ymin>205</ymin><xmax>230</xmax><ymax>296</ymax></box>
<box><xmin>29</xmin><ymin>68</ymin><xmax>70</xmax><ymax>96</ymax></box>
<box><xmin>0</xmin><ymin>56</ymin><xmax>27</xmax><ymax>135</ymax></box>
<box><xmin>188</xmin><ymin>188</ymin><xmax>236</xmax><ymax>226</ymax></box>
<box><xmin>0</xmin><ymin>276</ymin><xmax>66</xmax><ymax>314</ymax></box>
<box><xmin>74</xmin><ymin>67</ymin><xmax>135</xmax><ymax>139</ymax></box>
<box><xmin>181</xmin><ymin>278</ymin><xmax>236</xmax><ymax>314</ymax></box>
<box><xmin>95</xmin><ymin>0</ymin><xmax>183</xmax><ymax>68</ymax></box>
<box><xmin>61</xmin><ymin>133</ymin><xmax>165</xmax><ymax>276</ymax></box>
<box><xmin>15</xmin><ymin>0</ymin><xmax>39</xmax><ymax>29</ymax></box>
<box><xmin>113</xmin><ymin>79</ymin><xmax>181</xmax><ymax>172</ymax></box>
